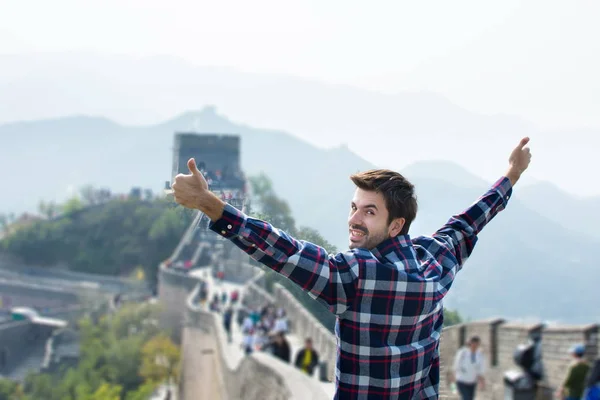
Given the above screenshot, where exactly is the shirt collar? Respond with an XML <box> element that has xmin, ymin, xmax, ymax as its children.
<box><xmin>370</xmin><ymin>234</ymin><xmax>413</xmax><ymax>262</ymax></box>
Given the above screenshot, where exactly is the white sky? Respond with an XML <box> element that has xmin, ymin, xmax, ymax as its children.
<box><xmin>1</xmin><ymin>0</ymin><xmax>599</xmax><ymax>197</ymax></box>
<box><xmin>2</xmin><ymin>0</ymin><xmax>599</xmax><ymax>129</ymax></box>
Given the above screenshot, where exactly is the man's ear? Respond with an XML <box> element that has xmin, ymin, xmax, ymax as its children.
<box><xmin>389</xmin><ymin>217</ymin><xmax>406</xmax><ymax>237</ymax></box>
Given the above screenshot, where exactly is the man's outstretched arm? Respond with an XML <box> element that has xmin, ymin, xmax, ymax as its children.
<box><xmin>171</xmin><ymin>159</ymin><xmax>361</xmax><ymax>315</ymax></box>
<box><xmin>431</xmin><ymin>137</ymin><xmax>532</xmax><ymax>269</ymax></box>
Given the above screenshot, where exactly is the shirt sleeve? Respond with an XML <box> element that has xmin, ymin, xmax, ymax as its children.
<box><xmin>453</xmin><ymin>348</ymin><xmax>464</xmax><ymax>372</ymax></box>
<box><xmin>431</xmin><ymin>176</ymin><xmax>513</xmax><ymax>271</ymax></box>
<box><xmin>209</xmin><ymin>203</ymin><xmax>362</xmax><ymax>315</ymax></box>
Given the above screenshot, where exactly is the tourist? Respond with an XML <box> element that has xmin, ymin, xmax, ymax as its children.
<box><xmin>451</xmin><ymin>336</ymin><xmax>486</xmax><ymax>400</ymax></box>
<box><xmin>171</xmin><ymin>137</ymin><xmax>532</xmax><ymax>399</ymax></box>
<box><xmin>557</xmin><ymin>344</ymin><xmax>591</xmax><ymax>400</ymax></box>
<box><xmin>295</xmin><ymin>338</ymin><xmax>320</xmax><ymax>376</ymax></box>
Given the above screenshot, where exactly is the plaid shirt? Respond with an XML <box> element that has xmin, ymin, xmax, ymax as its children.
<box><xmin>210</xmin><ymin>176</ymin><xmax>513</xmax><ymax>399</ymax></box>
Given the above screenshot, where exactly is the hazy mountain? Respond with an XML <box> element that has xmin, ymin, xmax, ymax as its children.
<box><xmin>1</xmin><ymin>52</ymin><xmax>599</xmax><ymax>198</ymax></box>
<box><xmin>517</xmin><ymin>182</ymin><xmax>600</xmax><ymax>241</ymax></box>
<box><xmin>1</xmin><ymin>109</ymin><xmax>599</xmax><ymax>324</ymax></box>
<box><xmin>408</xmin><ymin>177</ymin><xmax>599</xmax><ymax>324</ymax></box>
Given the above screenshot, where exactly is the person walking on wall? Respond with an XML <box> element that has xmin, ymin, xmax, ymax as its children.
<box><xmin>451</xmin><ymin>336</ymin><xmax>486</xmax><ymax>400</ymax></box>
<box><xmin>557</xmin><ymin>344</ymin><xmax>591</xmax><ymax>400</ymax></box>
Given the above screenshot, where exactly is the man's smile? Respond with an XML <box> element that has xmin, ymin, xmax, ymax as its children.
<box><xmin>349</xmin><ymin>226</ymin><xmax>368</xmax><ymax>241</ymax></box>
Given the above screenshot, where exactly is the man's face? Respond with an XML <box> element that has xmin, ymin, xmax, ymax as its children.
<box><xmin>348</xmin><ymin>188</ymin><xmax>392</xmax><ymax>250</ymax></box>
<box><xmin>469</xmin><ymin>341</ymin><xmax>480</xmax><ymax>352</ymax></box>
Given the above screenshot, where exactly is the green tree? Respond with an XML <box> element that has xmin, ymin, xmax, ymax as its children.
<box><xmin>1</xmin><ymin>197</ymin><xmax>193</xmax><ymax>285</ymax></box>
<box><xmin>20</xmin><ymin>304</ymin><xmax>173</xmax><ymax>400</ymax></box>
<box><xmin>0</xmin><ymin>378</ymin><xmax>23</xmax><ymax>400</ymax></box>
<box><xmin>295</xmin><ymin>226</ymin><xmax>338</xmax><ymax>254</ymax></box>
<box><xmin>248</xmin><ymin>173</ymin><xmax>339</xmax><ymax>332</ymax></box>
<box><xmin>124</xmin><ymin>381</ymin><xmax>160</xmax><ymax>400</ymax></box>
<box><xmin>87</xmin><ymin>383</ymin><xmax>122</xmax><ymax>400</ymax></box>
<box><xmin>139</xmin><ymin>334</ymin><xmax>181</xmax><ymax>387</ymax></box>
<box><xmin>63</xmin><ymin>196</ymin><xmax>84</xmax><ymax>214</ymax></box>
<box><xmin>80</xmin><ymin>185</ymin><xmax>99</xmax><ymax>206</ymax></box>
<box><xmin>38</xmin><ymin>200</ymin><xmax>59</xmax><ymax>219</ymax></box>
<box><xmin>249</xmin><ymin>173</ymin><xmax>296</xmax><ymax>232</ymax></box>
<box><xmin>443</xmin><ymin>308</ymin><xmax>463</xmax><ymax>327</ymax></box>
<box><xmin>22</xmin><ymin>373</ymin><xmax>68</xmax><ymax>400</ymax></box>
<box><xmin>0</xmin><ymin>213</ymin><xmax>8</xmax><ymax>234</ymax></box>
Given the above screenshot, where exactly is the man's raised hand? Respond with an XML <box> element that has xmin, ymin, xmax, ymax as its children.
<box><xmin>171</xmin><ymin>158</ymin><xmax>209</xmax><ymax>209</ymax></box>
<box><xmin>506</xmin><ymin>137</ymin><xmax>532</xmax><ymax>185</ymax></box>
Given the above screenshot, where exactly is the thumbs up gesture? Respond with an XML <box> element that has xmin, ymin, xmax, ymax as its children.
<box><xmin>506</xmin><ymin>137</ymin><xmax>532</xmax><ymax>185</ymax></box>
<box><xmin>509</xmin><ymin>137</ymin><xmax>532</xmax><ymax>174</ymax></box>
<box><xmin>171</xmin><ymin>158</ymin><xmax>209</xmax><ymax>209</ymax></box>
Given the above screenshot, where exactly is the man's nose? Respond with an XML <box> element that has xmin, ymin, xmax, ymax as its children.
<box><xmin>348</xmin><ymin>212</ymin><xmax>362</xmax><ymax>226</ymax></box>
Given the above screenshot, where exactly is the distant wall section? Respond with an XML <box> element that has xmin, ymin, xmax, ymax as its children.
<box><xmin>0</xmin><ymin>281</ymin><xmax>80</xmax><ymax>311</ymax></box>
<box><xmin>439</xmin><ymin>320</ymin><xmax>599</xmax><ymax>399</ymax></box>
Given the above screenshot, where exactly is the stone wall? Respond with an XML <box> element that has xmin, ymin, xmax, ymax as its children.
<box><xmin>157</xmin><ymin>263</ymin><xmax>205</xmax><ymax>343</ymax></box>
<box><xmin>438</xmin><ymin>319</ymin><xmax>599</xmax><ymax>400</ymax></box>
<box><xmin>0</xmin><ymin>320</ymin><xmax>55</xmax><ymax>379</ymax></box>
<box><xmin>205</xmin><ymin>241</ymin><xmax>260</xmax><ymax>285</ymax></box>
<box><xmin>0</xmin><ymin>281</ymin><xmax>80</xmax><ymax>312</ymax></box>
<box><xmin>183</xmin><ymin>282</ymin><xmax>329</xmax><ymax>400</ymax></box>
<box><xmin>541</xmin><ymin>324</ymin><xmax>598</xmax><ymax>392</ymax></box>
<box><xmin>243</xmin><ymin>273</ymin><xmax>276</xmax><ymax>307</ymax></box>
<box><xmin>272</xmin><ymin>283</ymin><xmax>338</xmax><ymax>382</ymax></box>
<box><xmin>241</xmin><ymin>273</ymin><xmax>339</xmax><ymax>383</ymax></box>
<box><xmin>0</xmin><ymin>258</ymin><xmax>150</xmax><ymax>295</ymax></box>
<box><xmin>218</xmin><ymin>259</ymin><xmax>257</xmax><ymax>285</ymax></box>
<box><xmin>159</xmin><ymin>259</ymin><xmax>330</xmax><ymax>400</ymax></box>
<box><xmin>158</xmin><ymin>243</ymin><xmax>600</xmax><ymax>399</ymax></box>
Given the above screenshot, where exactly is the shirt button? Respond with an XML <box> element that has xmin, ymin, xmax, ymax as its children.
<box><xmin>252</xmin><ymin>244</ymin><xmax>256</xmax><ymax>247</ymax></box>
<box><xmin>227</xmin><ymin>224</ymin><xmax>232</xmax><ymax>229</ymax></box>
<box><xmin>221</xmin><ymin>230</ymin><xmax>226</xmax><ymax>235</ymax></box>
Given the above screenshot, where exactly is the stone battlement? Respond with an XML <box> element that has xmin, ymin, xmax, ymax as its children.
<box><xmin>439</xmin><ymin>319</ymin><xmax>599</xmax><ymax>399</ymax></box>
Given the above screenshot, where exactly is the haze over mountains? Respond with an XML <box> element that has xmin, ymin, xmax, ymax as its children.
<box><xmin>1</xmin><ymin>106</ymin><xmax>599</xmax><ymax>324</ymax></box>
<box><xmin>1</xmin><ymin>52</ymin><xmax>598</xmax><ymax>324</ymax></box>
<box><xmin>1</xmin><ymin>52</ymin><xmax>598</xmax><ymax>197</ymax></box>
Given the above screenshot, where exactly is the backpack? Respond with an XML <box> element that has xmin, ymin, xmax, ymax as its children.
<box><xmin>585</xmin><ymin>385</ymin><xmax>600</xmax><ymax>400</ymax></box>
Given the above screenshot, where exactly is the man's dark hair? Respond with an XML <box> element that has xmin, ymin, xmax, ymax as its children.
<box><xmin>350</xmin><ymin>169</ymin><xmax>418</xmax><ymax>235</ymax></box>
<box><xmin>469</xmin><ymin>336</ymin><xmax>481</xmax><ymax>344</ymax></box>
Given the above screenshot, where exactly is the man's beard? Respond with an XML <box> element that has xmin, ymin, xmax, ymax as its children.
<box><xmin>349</xmin><ymin>225</ymin><xmax>390</xmax><ymax>250</ymax></box>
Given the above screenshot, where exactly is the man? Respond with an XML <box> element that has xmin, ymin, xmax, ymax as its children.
<box><xmin>295</xmin><ymin>337</ymin><xmax>320</xmax><ymax>376</ymax></box>
<box><xmin>172</xmin><ymin>137</ymin><xmax>532</xmax><ymax>399</ymax></box>
<box><xmin>557</xmin><ymin>344</ymin><xmax>591</xmax><ymax>400</ymax></box>
<box><xmin>268</xmin><ymin>331</ymin><xmax>292</xmax><ymax>363</ymax></box>
<box><xmin>452</xmin><ymin>336</ymin><xmax>486</xmax><ymax>400</ymax></box>
<box><xmin>223</xmin><ymin>306</ymin><xmax>233</xmax><ymax>343</ymax></box>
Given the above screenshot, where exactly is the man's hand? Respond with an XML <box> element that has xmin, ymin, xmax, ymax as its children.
<box><xmin>555</xmin><ymin>386</ymin><xmax>565</xmax><ymax>399</ymax></box>
<box><xmin>448</xmin><ymin>372</ymin><xmax>455</xmax><ymax>384</ymax></box>
<box><xmin>505</xmin><ymin>137</ymin><xmax>532</xmax><ymax>186</ymax></box>
<box><xmin>171</xmin><ymin>158</ymin><xmax>226</xmax><ymax>220</ymax></box>
<box><xmin>171</xmin><ymin>158</ymin><xmax>225</xmax><ymax>221</ymax></box>
<box><xmin>478</xmin><ymin>376</ymin><xmax>486</xmax><ymax>390</ymax></box>
<box><xmin>171</xmin><ymin>158</ymin><xmax>209</xmax><ymax>209</ymax></box>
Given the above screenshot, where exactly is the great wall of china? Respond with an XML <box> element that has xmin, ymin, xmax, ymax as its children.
<box><xmin>158</xmin><ymin>235</ymin><xmax>599</xmax><ymax>400</ymax></box>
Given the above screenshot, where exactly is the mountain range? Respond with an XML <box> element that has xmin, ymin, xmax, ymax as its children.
<box><xmin>1</xmin><ymin>52</ymin><xmax>599</xmax><ymax>198</ymax></box>
<box><xmin>1</xmin><ymin>107</ymin><xmax>598</xmax><ymax>324</ymax></box>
